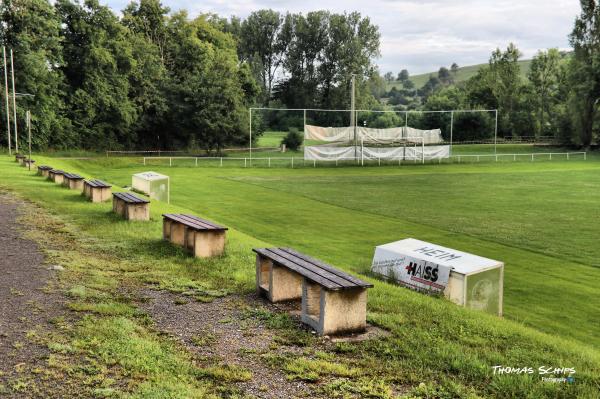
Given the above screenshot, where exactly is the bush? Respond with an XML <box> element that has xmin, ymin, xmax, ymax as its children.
<box><xmin>281</xmin><ymin>127</ymin><xmax>303</xmax><ymax>151</ymax></box>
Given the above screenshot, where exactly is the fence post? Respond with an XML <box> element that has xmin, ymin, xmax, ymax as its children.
<box><xmin>378</xmin><ymin>157</ymin><xmax>381</xmax><ymax>166</ymax></box>
<box><xmin>143</xmin><ymin>157</ymin><xmax>146</xmax><ymax>166</ymax></box>
<box><xmin>514</xmin><ymin>154</ymin><xmax>516</xmax><ymax>161</ymax></box>
<box><xmin>313</xmin><ymin>160</ymin><xmax>316</xmax><ymax>168</ymax></box>
<box><xmin>244</xmin><ymin>158</ymin><xmax>247</xmax><ymax>168</ymax></box>
<box><xmin>458</xmin><ymin>156</ymin><xmax>461</xmax><ymax>163</ymax></box>
<box><xmin>268</xmin><ymin>157</ymin><xmax>271</xmax><ymax>167</ymax></box>
<box><xmin>195</xmin><ymin>157</ymin><xmax>198</xmax><ymax>167</ymax></box>
<box><xmin>477</xmin><ymin>155</ymin><xmax>480</xmax><ymax>162</ymax></box>
<box><xmin>169</xmin><ymin>157</ymin><xmax>172</xmax><ymax>167</ymax></box>
<box><xmin>584</xmin><ymin>152</ymin><xmax>587</xmax><ymax>161</ymax></box>
<box><xmin>291</xmin><ymin>157</ymin><xmax>294</xmax><ymax>168</ymax></box>
<box><xmin>549</xmin><ymin>153</ymin><xmax>552</xmax><ymax>160</ymax></box>
<box><xmin>336</xmin><ymin>159</ymin><xmax>338</xmax><ymax>167</ymax></box>
<box><xmin>220</xmin><ymin>157</ymin><xmax>223</xmax><ymax>167</ymax></box>
<box><xmin>567</xmin><ymin>153</ymin><xmax>570</xmax><ymax>160</ymax></box>
<box><xmin>531</xmin><ymin>153</ymin><xmax>534</xmax><ymax>162</ymax></box>
<box><xmin>495</xmin><ymin>155</ymin><xmax>498</xmax><ymax>162</ymax></box>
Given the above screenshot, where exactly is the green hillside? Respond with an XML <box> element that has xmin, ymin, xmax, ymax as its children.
<box><xmin>386</xmin><ymin>59</ymin><xmax>533</xmax><ymax>90</ymax></box>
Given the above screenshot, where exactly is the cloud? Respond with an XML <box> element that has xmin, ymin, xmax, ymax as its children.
<box><xmin>102</xmin><ymin>0</ymin><xmax>581</xmax><ymax>73</ymax></box>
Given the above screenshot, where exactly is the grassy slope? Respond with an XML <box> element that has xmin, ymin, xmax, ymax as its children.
<box><xmin>2</xmin><ymin>155</ymin><xmax>599</xmax><ymax>398</ymax></box>
<box><xmin>386</xmin><ymin>59</ymin><xmax>533</xmax><ymax>90</ymax></box>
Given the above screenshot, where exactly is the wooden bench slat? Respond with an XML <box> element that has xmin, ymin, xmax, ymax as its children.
<box><xmin>280</xmin><ymin>248</ymin><xmax>373</xmax><ymax>289</ymax></box>
<box><xmin>49</xmin><ymin>169</ymin><xmax>65</xmax><ymax>175</ymax></box>
<box><xmin>254</xmin><ymin>248</ymin><xmax>344</xmax><ymax>290</ymax></box>
<box><xmin>163</xmin><ymin>214</ymin><xmax>227</xmax><ymax>231</ymax></box>
<box><xmin>113</xmin><ymin>192</ymin><xmax>149</xmax><ymax>204</ymax></box>
<box><xmin>63</xmin><ymin>173</ymin><xmax>83</xmax><ymax>179</ymax></box>
<box><xmin>85</xmin><ymin>179</ymin><xmax>111</xmax><ymax>188</ymax></box>
<box><xmin>38</xmin><ymin>165</ymin><xmax>53</xmax><ymax>170</ymax></box>
<box><xmin>267</xmin><ymin>248</ymin><xmax>360</xmax><ymax>290</ymax></box>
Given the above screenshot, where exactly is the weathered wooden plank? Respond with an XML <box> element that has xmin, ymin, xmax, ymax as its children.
<box><xmin>269</xmin><ymin>248</ymin><xmax>358</xmax><ymax>289</ymax></box>
<box><xmin>253</xmin><ymin>248</ymin><xmax>344</xmax><ymax>290</ymax></box>
<box><xmin>162</xmin><ymin>214</ymin><xmax>227</xmax><ymax>231</ymax></box>
<box><xmin>280</xmin><ymin>248</ymin><xmax>373</xmax><ymax>288</ymax></box>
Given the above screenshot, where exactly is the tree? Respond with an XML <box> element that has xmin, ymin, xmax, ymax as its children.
<box><xmin>122</xmin><ymin>0</ymin><xmax>170</xmax><ymax>66</ymax></box>
<box><xmin>239</xmin><ymin>10</ymin><xmax>288</xmax><ymax>102</ymax></box>
<box><xmin>56</xmin><ymin>0</ymin><xmax>139</xmax><ymax>149</ymax></box>
<box><xmin>438</xmin><ymin>67</ymin><xmax>452</xmax><ymax>84</ymax></box>
<box><xmin>451</xmin><ymin>63</ymin><xmax>459</xmax><ymax>75</ymax></box>
<box><xmin>397</xmin><ymin>69</ymin><xmax>409</xmax><ymax>81</ymax></box>
<box><xmin>568</xmin><ymin>0</ymin><xmax>600</xmax><ymax>147</ymax></box>
<box><xmin>383</xmin><ymin>71</ymin><xmax>394</xmax><ymax>82</ymax></box>
<box><xmin>528</xmin><ymin>49</ymin><xmax>561</xmax><ymax>136</ymax></box>
<box><xmin>0</xmin><ymin>0</ymin><xmax>72</xmax><ymax>149</ymax></box>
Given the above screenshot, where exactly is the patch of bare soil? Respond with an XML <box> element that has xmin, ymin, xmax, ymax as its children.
<box><xmin>138</xmin><ymin>289</ymin><xmax>322</xmax><ymax>398</ymax></box>
<box><xmin>0</xmin><ymin>194</ymin><xmax>71</xmax><ymax>398</ymax></box>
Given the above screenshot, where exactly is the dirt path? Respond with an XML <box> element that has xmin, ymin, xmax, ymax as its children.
<box><xmin>0</xmin><ymin>194</ymin><xmax>68</xmax><ymax>398</ymax></box>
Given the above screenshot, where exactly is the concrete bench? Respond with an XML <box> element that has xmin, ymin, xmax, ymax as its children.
<box><xmin>112</xmin><ymin>192</ymin><xmax>150</xmax><ymax>221</ymax></box>
<box><xmin>22</xmin><ymin>159</ymin><xmax>35</xmax><ymax>168</ymax></box>
<box><xmin>37</xmin><ymin>165</ymin><xmax>53</xmax><ymax>177</ymax></box>
<box><xmin>15</xmin><ymin>154</ymin><xmax>25</xmax><ymax>164</ymax></box>
<box><xmin>253</xmin><ymin>247</ymin><xmax>373</xmax><ymax>335</ymax></box>
<box><xmin>84</xmin><ymin>180</ymin><xmax>112</xmax><ymax>203</ymax></box>
<box><xmin>48</xmin><ymin>169</ymin><xmax>65</xmax><ymax>184</ymax></box>
<box><xmin>62</xmin><ymin>173</ymin><xmax>85</xmax><ymax>191</ymax></box>
<box><xmin>162</xmin><ymin>214</ymin><xmax>228</xmax><ymax>258</ymax></box>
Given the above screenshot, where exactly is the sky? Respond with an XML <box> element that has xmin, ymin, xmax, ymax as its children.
<box><xmin>103</xmin><ymin>0</ymin><xmax>581</xmax><ymax>74</ymax></box>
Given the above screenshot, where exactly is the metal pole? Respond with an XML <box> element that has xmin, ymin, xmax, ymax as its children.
<box><xmin>405</xmin><ymin>111</ymin><xmax>408</xmax><ymax>128</ymax></box>
<box><xmin>351</xmin><ymin>75</ymin><xmax>357</xmax><ymax>162</ymax></box>
<box><xmin>27</xmin><ymin>110</ymin><xmax>31</xmax><ymax>170</ymax></box>
<box><xmin>10</xmin><ymin>49</ymin><xmax>18</xmax><ymax>153</ymax></box>
<box><xmin>494</xmin><ymin>109</ymin><xmax>498</xmax><ymax>155</ymax></box>
<box><xmin>450</xmin><ymin>111</ymin><xmax>454</xmax><ymax>156</ymax></box>
<box><xmin>2</xmin><ymin>47</ymin><xmax>10</xmax><ymax>155</ymax></box>
<box><xmin>303</xmin><ymin>109</ymin><xmax>307</xmax><ymax>133</ymax></box>
<box><xmin>249</xmin><ymin>108</ymin><xmax>252</xmax><ymax>162</ymax></box>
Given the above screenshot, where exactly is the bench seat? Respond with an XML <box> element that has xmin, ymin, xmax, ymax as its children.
<box><xmin>15</xmin><ymin>154</ymin><xmax>25</xmax><ymax>164</ymax></box>
<box><xmin>162</xmin><ymin>214</ymin><xmax>228</xmax><ymax>258</ymax></box>
<box><xmin>48</xmin><ymin>169</ymin><xmax>65</xmax><ymax>184</ymax></box>
<box><xmin>112</xmin><ymin>192</ymin><xmax>150</xmax><ymax>221</ymax></box>
<box><xmin>253</xmin><ymin>247</ymin><xmax>373</xmax><ymax>335</ymax></box>
<box><xmin>84</xmin><ymin>179</ymin><xmax>112</xmax><ymax>202</ymax></box>
<box><xmin>62</xmin><ymin>173</ymin><xmax>85</xmax><ymax>191</ymax></box>
<box><xmin>37</xmin><ymin>165</ymin><xmax>53</xmax><ymax>177</ymax></box>
<box><xmin>22</xmin><ymin>159</ymin><xmax>35</xmax><ymax>167</ymax></box>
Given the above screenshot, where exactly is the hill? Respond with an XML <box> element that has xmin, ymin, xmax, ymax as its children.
<box><xmin>386</xmin><ymin>59</ymin><xmax>533</xmax><ymax>90</ymax></box>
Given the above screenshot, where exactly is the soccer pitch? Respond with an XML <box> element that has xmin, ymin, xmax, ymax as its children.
<box><xmin>46</xmin><ymin>155</ymin><xmax>600</xmax><ymax>347</ymax></box>
<box><xmin>3</xmin><ymin>153</ymin><xmax>600</xmax><ymax>396</ymax></box>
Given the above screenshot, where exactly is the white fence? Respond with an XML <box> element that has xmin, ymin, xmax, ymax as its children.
<box><xmin>141</xmin><ymin>151</ymin><xmax>587</xmax><ymax>168</ymax></box>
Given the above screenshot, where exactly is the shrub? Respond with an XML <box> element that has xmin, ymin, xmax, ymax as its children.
<box><xmin>281</xmin><ymin>127</ymin><xmax>304</xmax><ymax>151</ymax></box>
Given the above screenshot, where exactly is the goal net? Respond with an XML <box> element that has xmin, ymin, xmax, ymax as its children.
<box><xmin>303</xmin><ymin>124</ymin><xmax>449</xmax><ymax>162</ymax></box>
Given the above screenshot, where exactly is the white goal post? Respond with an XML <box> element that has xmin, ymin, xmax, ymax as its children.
<box><xmin>248</xmin><ymin>107</ymin><xmax>499</xmax><ymax>162</ymax></box>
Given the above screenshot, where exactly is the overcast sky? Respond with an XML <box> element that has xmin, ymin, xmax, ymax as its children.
<box><xmin>103</xmin><ymin>0</ymin><xmax>581</xmax><ymax>74</ymax></box>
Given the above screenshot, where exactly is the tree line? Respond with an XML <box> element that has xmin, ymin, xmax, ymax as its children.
<box><xmin>1</xmin><ymin>0</ymin><xmax>599</xmax><ymax>151</ymax></box>
<box><xmin>0</xmin><ymin>0</ymin><xmax>380</xmax><ymax>151</ymax></box>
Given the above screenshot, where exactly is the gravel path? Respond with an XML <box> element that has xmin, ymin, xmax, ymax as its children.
<box><xmin>138</xmin><ymin>290</ymin><xmax>319</xmax><ymax>398</ymax></box>
<box><xmin>0</xmin><ymin>194</ymin><xmax>67</xmax><ymax>398</ymax></box>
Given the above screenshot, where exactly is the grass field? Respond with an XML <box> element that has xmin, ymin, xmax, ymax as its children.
<box><xmin>2</xmin><ymin>153</ymin><xmax>599</xmax><ymax>397</ymax></box>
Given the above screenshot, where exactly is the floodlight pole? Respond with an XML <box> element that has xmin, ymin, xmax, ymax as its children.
<box><xmin>10</xmin><ymin>49</ymin><xmax>18</xmax><ymax>154</ymax></box>
<box><xmin>3</xmin><ymin>47</ymin><xmax>11</xmax><ymax>155</ymax></box>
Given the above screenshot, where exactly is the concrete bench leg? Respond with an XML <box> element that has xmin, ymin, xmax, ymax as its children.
<box><xmin>301</xmin><ymin>279</ymin><xmax>368</xmax><ymax>336</ymax></box>
<box><xmin>169</xmin><ymin>222</ymin><xmax>186</xmax><ymax>246</ymax></box>
<box><xmin>90</xmin><ymin>187</ymin><xmax>111</xmax><ymax>203</ymax></box>
<box><xmin>256</xmin><ymin>254</ymin><xmax>303</xmax><ymax>302</ymax></box>
<box><xmin>163</xmin><ymin>219</ymin><xmax>172</xmax><ymax>240</ymax></box>
<box><xmin>54</xmin><ymin>175</ymin><xmax>64</xmax><ymax>184</ymax></box>
<box><xmin>192</xmin><ymin>230</ymin><xmax>226</xmax><ymax>258</ymax></box>
<box><xmin>69</xmin><ymin>180</ymin><xmax>84</xmax><ymax>191</ymax></box>
<box><xmin>125</xmin><ymin>203</ymin><xmax>149</xmax><ymax>221</ymax></box>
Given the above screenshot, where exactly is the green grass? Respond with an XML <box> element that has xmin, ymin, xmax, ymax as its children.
<box><xmin>387</xmin><ymin>59</ymin><xmax>533</xmax><ymax>90</ymax></box>
<box><xmin>2</xmin><ymin>154</ymin><xmax>600</xmax><ymax>397</ymax></box>
<box><xmin>257</xmin><ymin>131</ymin><xmax>286</xmax><ymax>148</ymax></box>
